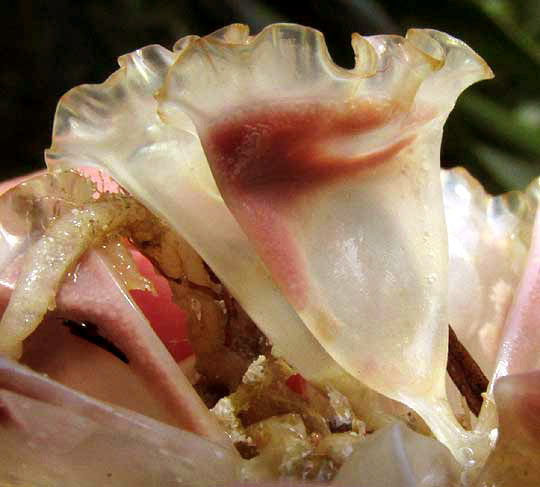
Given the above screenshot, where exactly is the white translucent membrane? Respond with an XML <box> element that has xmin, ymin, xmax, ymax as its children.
<box><xmin>0</xmin><ymin>172</ymin><xmax>97</xmax><ymax>358</ymax></box>
<box><xmin>442</xmin><ymin>172</ymin><xmax>540</xmax><ymax>483</ymax></box>
<box><xmin>333</xmin><ymin>422</ymin><xmax>460</xmax><ymax>487</ymax></box>
<box><xmin>45</xmin><ymin>29</ymin><xmax>394</xmax><ymax>433</ymax></box>
<box><xmin>489</xmin><ymin>206</ymin><xmax>540</xmax><ymax>385</ymax></box>
<box><xmin>0</xmin><ymin>358</ymin><xmax>240</xmax><ymax>487</ymax></box>
<box><xmin>442</xmin><ymin>169</ymin><xmax>539</xmax><ymax>377</ymax></box>
<box><xmin>158</xmin><ymin>24</ymin><xmax>492</xmax><ymax>462</ymax></box>
<box><xmin>475</xmin><ymin>202</ymin><xmax>540</xmax><ymax>439</ymax></box>
<box><xmin>0</xmin><ymin>172</ymin><xmax>95</xmax><ymax>296</ymax></box>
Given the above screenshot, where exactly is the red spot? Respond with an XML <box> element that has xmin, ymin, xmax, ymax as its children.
<box><xmin>286</xmin><ymin>373</ymin><xmax>307</xmax><ymax>397</ymax></box>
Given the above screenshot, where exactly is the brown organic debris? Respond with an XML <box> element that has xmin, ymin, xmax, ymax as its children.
<box><xmin>447</xmin><ymin>324</ymin><xmax>489</xmax><ymax>417</ymax></box>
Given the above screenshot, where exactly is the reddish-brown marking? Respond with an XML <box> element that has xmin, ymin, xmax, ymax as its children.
<box><xmin>206</xmin><ymin>100</ymin><xmax>412</xmax><ymax>195</ymax></box>
<box><xmin>202</xmin><ymin>101</ymin><xmax>416</xmax><ymax>309</ymax></box>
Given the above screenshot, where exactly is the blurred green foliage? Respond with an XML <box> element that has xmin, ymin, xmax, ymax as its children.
<box><xmin>2</xmin><ymin>0</ymin><xmax>538</xmax><ymax>192</ymax></box>
<box><xmin>378</xmin><ymin>0</ymin><xmax>540</xmax><ymax>193</ymax></box>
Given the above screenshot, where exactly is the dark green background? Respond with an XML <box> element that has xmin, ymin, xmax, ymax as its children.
<box><xmin>3</xmin><ymin>1</ymin><xmax>539</xmax><ymax>193</ymax></box>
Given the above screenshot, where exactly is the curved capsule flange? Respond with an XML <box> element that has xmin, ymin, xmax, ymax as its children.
<box><xmin>159</xmin><ymin>24</ymin><xmax>492</xmax><ymax>463</ymax></box>
<box><xmin>47</xmin><ymin>23</ymin><xmax>495</xmax><ymax>464</ymax></box>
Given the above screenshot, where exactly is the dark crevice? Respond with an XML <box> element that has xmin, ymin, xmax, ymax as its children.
<box><xmin>61</xmin><ymin>320</ymin><xmax>129</xmax><ymax>364</ymax></box>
